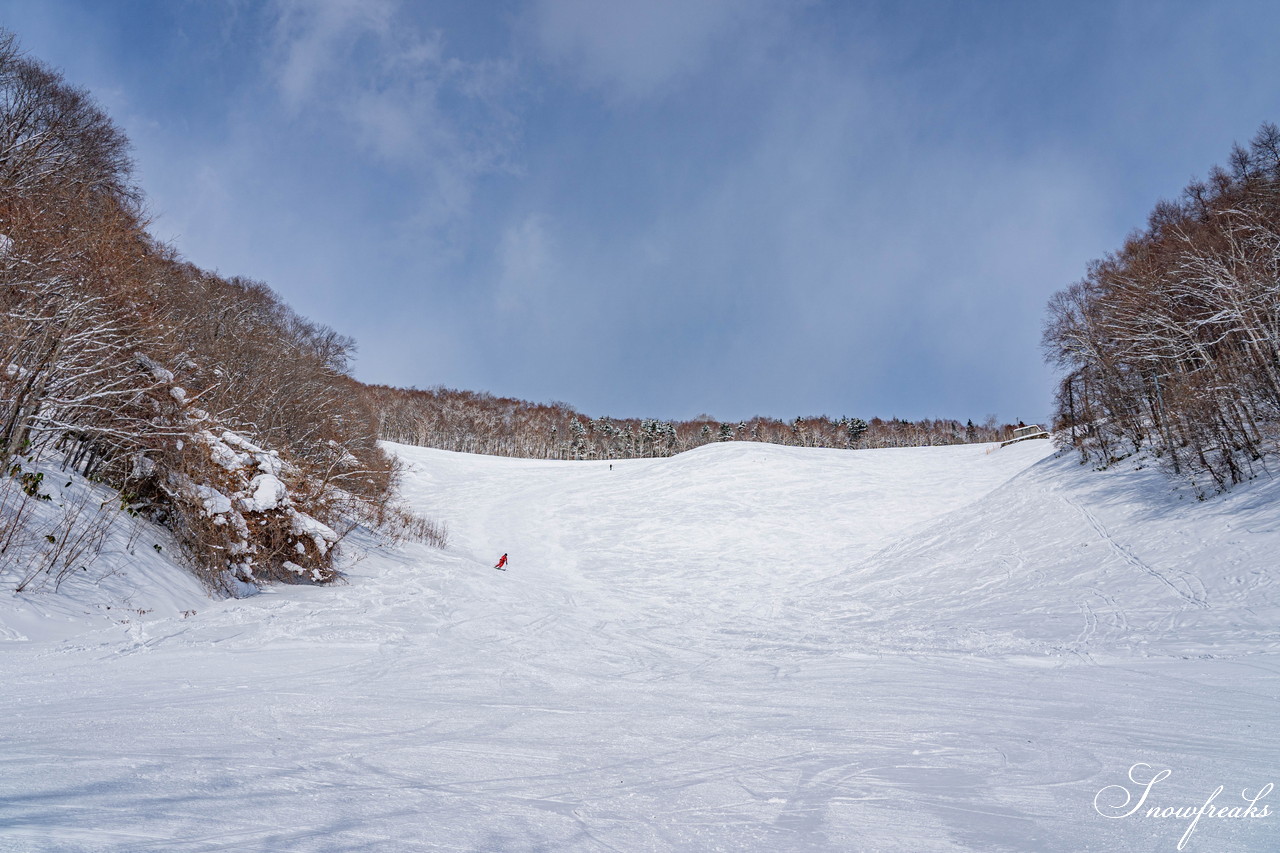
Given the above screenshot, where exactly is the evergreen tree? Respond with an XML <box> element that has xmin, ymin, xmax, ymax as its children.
<box><xmin>570</xmin><ymin>418</ymin><xmax>587</xmax><ymax>459</ymax></box>
<box><xmin>846</xmin><ymin>417</ymin><xmax>868</xmax><ymax>446</ymax></box>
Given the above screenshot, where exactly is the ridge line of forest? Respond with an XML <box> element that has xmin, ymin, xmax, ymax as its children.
<box><xmin>365</xmin><ymin>384</ymin><xmax>1018</xmax><ymax>459</ymax></box>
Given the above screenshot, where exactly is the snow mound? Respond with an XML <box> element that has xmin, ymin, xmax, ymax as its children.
<box><xmin>815</xmin><ymin>450</ymin><xmax>1280</xmax><ymax>660</ymax></box>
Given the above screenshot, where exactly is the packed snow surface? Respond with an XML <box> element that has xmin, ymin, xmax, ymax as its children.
<box><xmin>2</xmin><ymin>440</ymin><xmax>1279</xmax><ymax>851</ymax></box>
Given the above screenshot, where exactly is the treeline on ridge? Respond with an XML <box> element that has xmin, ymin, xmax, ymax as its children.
<box><xmin>365</xmin><ymin>385</ymin><xmax>1016</xmax><ymax>460</ymax></box>
<box><xmin>1044</xmin><ymin>122</ymin><xmax>1280</xmax><ymax>491</ymax></box>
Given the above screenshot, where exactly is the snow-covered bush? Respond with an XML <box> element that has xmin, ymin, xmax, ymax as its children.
<box><xmin>154</xmin><ymin>427</ymin><xmax>341</xmax><ymax>590</ymax></box>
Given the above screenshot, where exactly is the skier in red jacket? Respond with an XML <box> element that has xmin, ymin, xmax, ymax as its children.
<box><xmin>494</xmin><ymin>553</ymin><xmax>508</xmax><ymax>570</ymax></box>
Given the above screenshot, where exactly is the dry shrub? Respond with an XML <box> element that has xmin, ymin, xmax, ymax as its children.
<box><xmin>377</xmin><ymin>504</ymin><xmax>449</xmax><ymax>549</ymax></box>
<box><xmin>0</xmin><ymin>461</ymin><xmax>120</xmax><ymax>593</ymax></box>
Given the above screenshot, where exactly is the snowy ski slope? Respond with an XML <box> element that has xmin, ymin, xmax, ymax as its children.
<box><xmin>2</xmin><ymin>439</ymin><xmax>1278</xmax><ymax>851</ymax></box>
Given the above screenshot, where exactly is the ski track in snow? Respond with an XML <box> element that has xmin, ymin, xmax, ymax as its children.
<box><xmin>2</xmin><ymin>440</ymin><xmax>1279</xmax><ymax>851</ymax></box>
<box><xmin>1058</xmin><ymin>490</ymin><xmax>1210</xmax><ymax>612</ymax></box>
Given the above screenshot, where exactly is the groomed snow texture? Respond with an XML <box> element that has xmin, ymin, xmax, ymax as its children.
<box><xmin>3</xmin><ymin>440</ymin><xmax>1278</xmax><ymax>851</ymax></box>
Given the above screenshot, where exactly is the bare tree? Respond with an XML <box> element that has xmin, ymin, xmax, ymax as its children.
<box><xmin>1045</xmin><ymin>123</ymin><xmax>1280</xmax><ymax>490</ymax></box>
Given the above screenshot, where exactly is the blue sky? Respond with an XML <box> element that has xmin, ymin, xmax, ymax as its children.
<box><xmin>3</xmin><ymin>1</ymin><xmax>1279</xmax><ymax>423</ymax></box>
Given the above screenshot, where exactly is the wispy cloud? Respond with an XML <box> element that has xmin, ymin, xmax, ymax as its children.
<box><xmin>267</xmin><ymin>0</ymin><xmax>521</xmax><ymax>231</ymax></box>
<box><xmin>495</xmin><ymin>214</ymin><xmax>557</xmax><ymax>317</ymax></box>
<box><xmin>270</xmin><ymin>0</ymin><xmax>395</xmax><ymax>110</ymax></box>
<box><xmin>527</xmin><ymin>0</ymin><xmax>787</xmax><ymax>101</ymax></box>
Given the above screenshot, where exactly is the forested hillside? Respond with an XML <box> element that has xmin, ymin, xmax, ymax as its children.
<box><xmin>1045</xmin><ymin>123</ymin><xmax>1280</xmax><ymax>492</ymax></box>
<box><xmin>0</xmin><ymin>31</ymin><xmax>399</xmax><ymax>593</ymax></box>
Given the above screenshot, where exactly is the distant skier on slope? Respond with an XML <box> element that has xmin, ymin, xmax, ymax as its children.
<box><xmin>494</xmin><ymin>553</ymin><xmax>508</xmax><ymax>571</ymax></box>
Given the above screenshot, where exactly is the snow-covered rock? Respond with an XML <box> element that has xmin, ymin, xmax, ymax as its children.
<box><xmin>134</xmin><ymin>352</ymin><xmax>174</xmax><ymax>384</ymax></box>
<box><xmin>191</xmin><ymin>484</ymin><xmax>232</xmax><ymax>516</ymax></box>
<box><xmin>241</xmin><ymin>473</ymin><xmax>287</xmax><ymax>512</ymax></box>
<box><xmin>289</xmin><ymin>509</ymin><xmax>338</xmax><ymax>555</ymax></box>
